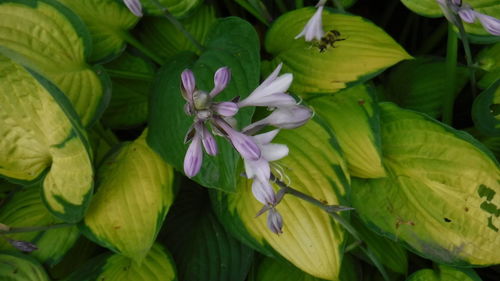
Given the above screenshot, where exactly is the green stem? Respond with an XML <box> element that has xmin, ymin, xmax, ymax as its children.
<box><xmin>295</xmin><ymin>0</ymin><xmax>304</xmax><ymax>8</ymax></box>
<box><xmin>0</xmin><ymin>223</ymin><xmax>74</xmax><ymax>234</ymax></box>
<box><xmin>121</xmin><ymin>32</ymin><xmax>165</xmax><ymax>65</ymax></box>
<box><xmin>455</xmin><ymin>14</ymin><xmax>477</xmax><ymax>97</ymax></box>
<box><xmin>149</xmin><ymin>0</ymin><xmax>204</xmax><ymax>52</ymax></box>
<box><xmin>443</xmin><ymin>23</ymin><xmax>458</xmax><ymax>125</ymax></box>
<box><xmin>332</xmin><ymin>0</ymin><xmax>345</xmax><ymax>12</ymax></box>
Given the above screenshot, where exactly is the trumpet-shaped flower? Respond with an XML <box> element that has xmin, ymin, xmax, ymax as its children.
<box><xmin>243</xmin><ymin>105</ymin><xmax>313</xmax><ymax>135</ymax></box>
<box><xmin>123</xmin><ymin>0</ymin><xmax>143</xmax><ymax>17</ymax></box>
<box><xmin>295</xmin><ymin>0</ymin><xmax>327</xmax><ymax>41</ymax></box>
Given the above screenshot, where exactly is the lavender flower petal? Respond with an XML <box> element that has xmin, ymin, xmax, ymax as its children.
<box><xmin>123</xmin><ymin>0</ymin><xmax>142</xmax><ymax>17</ymax></box>
<box><xmin>251</xmin><ymin>179</ymin><xmax>277</xmax><ymax>205</ymax></box>
<box><xmin>181</xmin><ymin>69</ymin><xmax>196</xmax><ymax>102</ymax></box>
<box><xmin>213</xmin><ymin>102</ymin><xmax>239</xmax><ymax>117</ymax></box>
<box><xmin>267</xmin><ymin>208</ymin><xmax>284</xmax><ymax>234</ymax></box>
<box><xmin>244</xmin><ymin>157</ymin><xmax>271</xmax><ymax>183</ymax></box>
<box><xmin>210</xmin><ymin>67</ymin><xmax>231</xmax><ymax>98</ymax></box>
<box><xmin>215</xmin><ymin>118</ymin><xmax>261</xmax><ymax>160</ymax></box>
<box><xmin>196</xmin><ymin>123</ymin><xmax>218</xmax><ymax>156</ymax></box>
<box><xmin>184</xmin><ymin>132</ymin><xmax>203</xmax><ymax>178</ymax></box>
<box><xmin>458</xmin><ymin>8</ymin><xmax>476</xmax><ymax>23</ymax></box>
<box><xmin>7</xmin><ymin>238</ymin><xmax>38</xmax><ymax>252</ymax></box>
<box><xmin>243</xmin><ymin>105</ymin><xmax>312</xmax><ymax>134</ymax></box>
<box><xmin>238</xmin><ymin>74</ymin><xmax>294</xmax><ymax>108</ymax></box>
<box><xmin>475</xmin><ymin>12</ymin><xmax>500</xmax><ymax>36</ymax></box>
<box><xmin>295</xmin><ymin>5</ymin><xmax>325</xmax><ymax>41</ymax></box>
<box><xmin>261</xmin><ymin>143</ymin><xmax>289</xmax><ymax>162</ymax></box>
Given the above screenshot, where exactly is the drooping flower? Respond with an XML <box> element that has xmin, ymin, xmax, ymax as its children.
<box><xmin>243</xmin><ymin>105</ymin><xmax>313</xmax><ymax>135</ymax></box>
<box><xmin>295</xmin><ymin>0</ymin><xmax>327</xmax><ymax>42</ymax></box>
<box><xmin>213</xmin><ymin>117</ymin><xmax>261</xmax><ymax>161</ymax></box>
<box><xmin>436</xmin><ymin>0</ymin><xmax>500</xmax><ymax>36</ymax></box>
<box><xmin>123</xmin><ymin>0</ymin><xmax>143</xmax><ymax>17</ymax></box>
<box><xmin>238</xmin><ymin>63</ymin><xmax>296</xmax><ymax>108</ymax></box>
<box><xmin>267</xmin><ymin>208</ymin><xmax>284</xmax><ymax>235</ymax></box>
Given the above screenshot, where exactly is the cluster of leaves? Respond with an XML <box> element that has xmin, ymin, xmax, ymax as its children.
<box><xmin>0</xmin><ymin>0</ymin><xmax>498</xmax><ymax>280</ymax></box>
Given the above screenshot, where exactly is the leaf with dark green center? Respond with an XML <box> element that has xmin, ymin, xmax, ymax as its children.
<box><xmin>264</xmin><ymin>8</ymin><xmax>411</xmax><ymax>95</ymax></box>
<box><xmin>472</xmin><ymin>79</ymin><xmax>500</xmax><ymax>136</ymax></box>
<box><xmin>352</xmin><ymin>102</ymin><xmax>500</xmax><ymax>266</ymax></box>
<box><xmin>147</xmin><ymin>17</ymin><xmax>260</xmax><ymax>192</ymax></box>
<box><xmin>140</xmin><ymin>0</ymin><xmax>202</xmax><ymax>17</ymax></box>
<box><xmin>57</xmin><ymin>0</ymin><xmax>139</xmax><ymax>62</ymax></box>
<box><xmin>212</xmin><ymin>119</ymin><xmax>350</xmax><ymax>280</ymax></box>
<box><xmin>0</xmin><ymin>0</ymin><xmax>110</xmax><ymax>126</ymax></box>
<box><xmin>0</xmin><ymin>55</ymin><xmax>93</xmax><ymax>223</ymax></box>
<box><xmin>0</xmin><ymin>252</ymin><xmax>50</xmax><ymax>281</ymax></box>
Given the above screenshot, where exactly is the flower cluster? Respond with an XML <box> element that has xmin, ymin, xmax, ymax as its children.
<box><xmin>181</xmin><ymin>64</ymin><xmax>312</xmax><ymax>234</ymax></box>
<box><xmin>436</xmin><ymin>0</ymin><xmax>500</xmax><ymax>36</ymax></box>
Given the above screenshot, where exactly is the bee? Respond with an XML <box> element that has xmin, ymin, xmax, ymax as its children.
<box><xmin>314</xmin><ymin>30</ymin><xmax>346</xmax><ymax>53</ymax></box>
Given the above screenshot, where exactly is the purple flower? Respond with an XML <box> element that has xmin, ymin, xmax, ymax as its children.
<box><xmin>6</xmin><ymin>238</ymin><xmax>38</xmax><ymax>252</ymax></box>
<box><xmin>295</xmin><ymin>0</ymin><xmax>327</xmax><ymax>42</ymax></box>
<box><xmin>267</xmin><ymin>208</ymin><xmax>284</xmax><ymax>235</ymax></box>
<box><xmin>123</xmin><ymin>0</ymin><xmax>142</xmax><ymax>17</ymax></box>
<box><xmin>243</xmin><ymin>105</ymin><xmax>313</xmax><ymax>135</ymax></box>
<box><xmin>213</xmin><ymin>118</ymin><xmax>261</xmax><ymax>161</ymax></box>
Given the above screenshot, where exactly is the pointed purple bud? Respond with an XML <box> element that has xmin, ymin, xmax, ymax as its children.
<box><xmin>184</xmin><ymin>132</ymin><xmax>203</xmax><ymax>178</ymax></box>
<box><xmin>210</xmin><ymin>67</ymin><xmax>231</xmax><ymax>98</ymax></box>
<box><xmin>123</xmin><ymin>0</ymin><xmax>143</xmax><ymax>17</ymax></box>
<box><xmin>458</xmin><ymin>8</ymin><xmax>476</xmax><ymax>23</ymax></box>
<box><xmin>181</xmin><ymin>69</ymin><xmax>196</xmax><ymax>102</ymax></box>
<box><xmin>475</xmin><ymin>12</ymin><xmax>500</xmax><ymax>36</ymax></box>
<box><xmin>7</xmin><ymin>238</ymin><xmax>38</xmax><ymax>252</ymax></box>
<box><xmin>195</xmin><ymin>122</ymin><xmax>218</xmax><ymax>156</ymax></box>
<box><xmin>267</xmin><ymin>208</ymin><xmax>284</xmax><ymax>235</ymax></box>
<box><xmin>295</xmin><ymin>5</ymin><xmax>325</xmax><ymax>41</ymax></box>
<box><xmin>251</xmin><ymin>179</ymin><xmax>276</xmax><ymax>205</ymax></box>
<box><xmin>214</xmin><ymin>118</ymin><xmax>261</xmax><ymax>160</ymax></box>
<box><xmin>213</xmin><ymin>102</ymin><xmax>239</xmax><ymax>117</ymax></box>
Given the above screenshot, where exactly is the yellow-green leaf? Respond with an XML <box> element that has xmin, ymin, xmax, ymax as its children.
<box><xmin>352</xmin><ymin>102</ymin><xmax>500</xmax><ymax>266</ymax></box>
<box><xmin>212</xmin><ymin>119</ymin><xmax>350</xmax><ymax>280</ymax></box>
<box><xmin>140</xmin><ymin>0</ymin><xmax>202</xmax><ymax>17</ymax></box>
<box><xmin>0</xmin><ymin>252</ymin><xmax>50</xmax><ymax>281</ymax></box>
<box><xmin>406</xmin><ymin>264</ymin><xmax>482</xmax><ymax>281</ymax></box>
<box><xmin>82</xmin><ymin>130</ymin><xmax>175</xmax><ymax>262</ymax></box>
<box><xmin>65</xmin><ymin>243</ymin><xmax>177</xmax><ymax>281</ymax></box>
<box><xmin>265</xmin><ymin>8</ymin><xmax>411</xmax><ymax>95</ymax></box>
<box><xmin>0</xmin><ymin>187</ymin><xmax>79</xmax><ymax>265</ymax></box>
<box><xmin>309</xmin><ymin>84</ymin><xmax>386</xmax><ymax>178</ymax></box>
<box><xmin>0</xmin><ymin>0</ymin><xmax>109</xmax><ymax>126</ymax></box>
<box><xmin>57</xmin><ymin>0</ymin><xmax>139</xmax><ymax>62</ymax></box>
<box><xmin>0</xmin><ymin>55</ymin><xmax>93</xmax><ymax>223</ymax></box>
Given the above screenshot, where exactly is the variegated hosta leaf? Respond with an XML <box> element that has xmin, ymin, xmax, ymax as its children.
<box><xmin>477</xmin><ymin>43</ymin><xmax>500</xmax><ymax>89</ymax></box>
<box><xmin>352</xmin><ymin>102</ymin><xmax>500</xmax><ymax>266</ymax></box>
<box><xmin>0</xmin><ymin>55</ymin><xmax>93</xmax><ymax>223</ymax></box>
<box><xmin>140</xmin><ymin>0</ymin><xmax>202</xmax><ymax>17</ymax></box>
<box><xmin>57</xmin><ymin>0</ymin><xmax>139</xmax><ymax>62</ymax></box>
<box><xmin>383</xmin><ymin>57</ymin><xmax>469</xmax><ymax>118</ymax></box>
<box><xmin>0</xmin><ymin>252</ymin><xmax>50</xmax><ymax>281</ymax></box>
<box><xmin>0</xmin><ymin>187</ymin><xmax>79</xmax><ymax>265</ymax></box>
<box><xmin>82</xmin><ymin>131</ymin><xmax>175</xmax><ymax>262</ymax></box>
<box><xmin>472</xmin><ymin>79</ymin><xmax>500</xmax><ymax>137</ymax></box>
<box><xmin>401</xmin><ymin>0</ymin><xmax>500</xmax><ymax>42</ymax></box>
<box><xmin>0</xmin><ymin>0</ymin><xmax>109</xmax><ymax>126</ymax></box>
<box><xmin>87</xmin><ymin>123</ymin><xmax>120</xmax><ymax>166</ymax></box>
<box><xmin>309</xmin><ymin>84</ymin><xmax>386</xmax><ymax>178</ymax></box>
<box><xmin>264</xmin><ymin>8</ymin><xmax>411</xmax><ymax>95</ymax></box>
<box><xmin>102</xmin><ymin>51</ymin><xmax>155</xmax><ymax>129</ymax></box>
<box><xmin>406</xmin><ymin>264</ymin><xmax>482</xmax><ymax>281</ymax></box>
<box><xmin>64</xmin><ymin>243</ymin><xmax>177</xmax><ymax>281</ymax></box>
<box><xmin>138</xmin><ymin>4</ymin><xmax>216</xmax><ymax>61</ymax></box>
<box><xmin>212</xmin><ymin>119</ymin><xmax>350</xmax><ymax>280</ymax></box>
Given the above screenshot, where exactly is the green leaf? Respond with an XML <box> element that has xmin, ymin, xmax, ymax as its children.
<box><xmin>383</xmin><ymin>57</ymin><xmax>469</xmax><ymax>118</ymax></box>
<box><xmin>160</xmin><ymin>182</ymin><xmax>253</xmax><ymax>281</ymax></box>
<box><xmin>87</xmin><ymin>123</ymin><xmax>120</xmax><ymax>166</ymax></box>
<box><xmin>0</xmin><ymin>252</ymin><xmax>50</xmax><ymax>281</ymax></box>
<box><xmin>138</xmin><ymin>4</ymin><xmax>216</xmax><ymax>61</ymax></box>
<box><xmin>102</xmin><ymin>51</ymin><xmax>155</xmax><ymax>129</ymax></box>
<box><xmin>81</xmin><ymin>130</ymin><xmax>175</xmax><ymax>262</ymax></box>
<box><xmin>351</xmin><ymin>215</ymin><xmax>408</xmax><ymax>275</ymax></box>
<box><xmin>472</xmin><ymin>79</ymin><xmax>500</xmax><ymax>136</ymax></box>
<box><xmin>0</xmin><ymin>55</ymin><xmax>93</xmax><ymax>223</ymax></box>
<box><xmin>140</xmin><ymin>0</ymin><xmax>203</xmax><ymax>17</ymax></box>
<box><xmin>264</xmin><ymin>8</ymin><xmax>411</xmax><ymax>95</ymax></box>
<box><xmin>0</xmin><ymin>0</ymin><xmax>110</xmax><ymax>126</ymax></box>
<box><xmin>477</xmin><ymin>43</ymin><xmax>500</xmax><ymax>89</ymax></box>
<box><xmin>57</xmin><ymin>0</ymin><xmax>139</xmax><ymax>62</ymax></box>
<box><xmin>147</xmin><ymin>17</ymin><xmax>260</xmax><ymax>192</ymax></box>
<box><xmin>0</xmin><ymin>187</ymin><xmax>79</xmax><ymax>266</ymax></box>
<box><xmin>64</xmin><ymin>243</ymin><xmax>177</xmax><ymax>281</ymax></box>
<box><xmin>406</xmin><ymin>264</ymin><xmax>483</xmax><ymax>281</ymax></box>
<box><xmin>401</xmin><ymin>0</ymin><xmax>500</xmax><ymax>43</ymax></box>
<box><xmin>309</xmin><ymin>84</ymin><xmax>386</xmax><ymax>178</ymax></box>
<box><xmin>212</xmin><ymin>119</ymin><xmax>350</xmax><ymax>280</ymax></box>
<box><xmin>352</xmin><ymin>103</ymin><xmax>500</xmax><ymax>266</ymax></box>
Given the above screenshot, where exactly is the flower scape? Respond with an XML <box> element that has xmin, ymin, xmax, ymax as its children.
<box><xmin>0</xmin><ymin>0</ymin><xmax>499</xmax><ymax>280</ymax></box>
